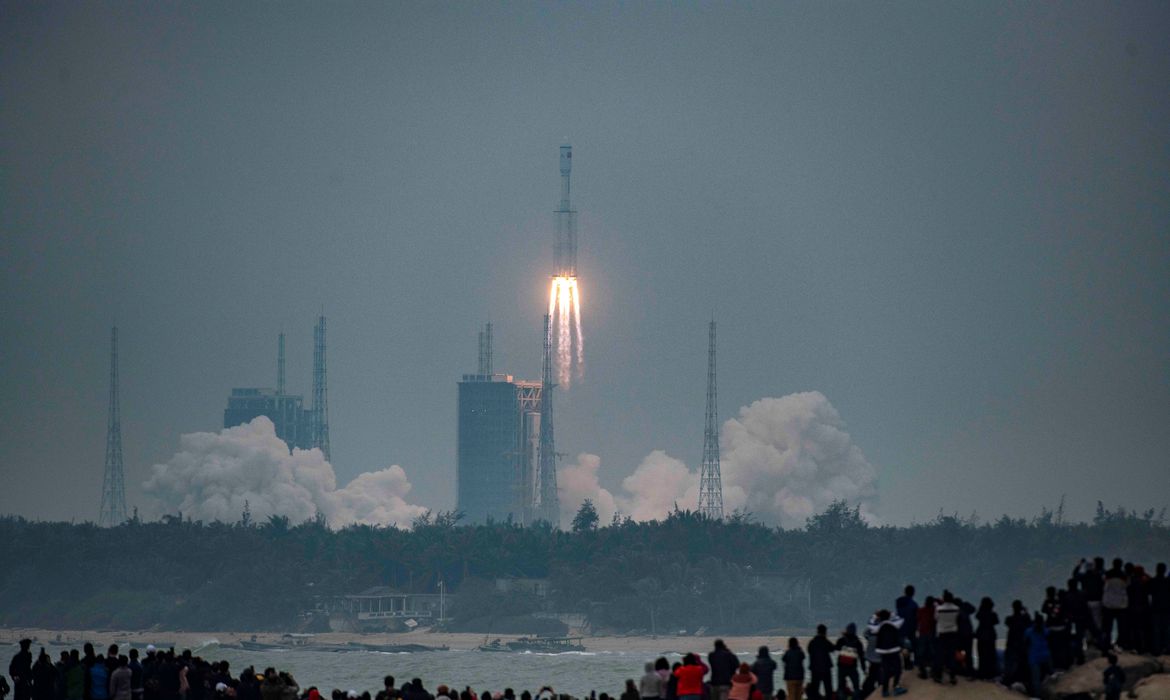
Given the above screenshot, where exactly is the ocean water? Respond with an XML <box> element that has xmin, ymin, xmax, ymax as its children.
<box><xmin>0</xmin><ymin>643</ymin><xmax>719</xmax><ymax>696</ymax></box>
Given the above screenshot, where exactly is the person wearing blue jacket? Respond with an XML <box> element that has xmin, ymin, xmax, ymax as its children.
<box><xmin>1024</xmin><ymin>613</ymin><xmax>1051</xmax><ymax>696</ymax></box>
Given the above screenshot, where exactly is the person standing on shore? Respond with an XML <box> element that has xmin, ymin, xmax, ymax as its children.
<box><xmin>933</xmin><ymin>591</ymin><xmax>960</xmax><ymax>685</ymax></box>
<box><xmin>1025</xmin><ymin>613</ymin><xmax>1052</xmax><ymax>696</ymax></box>
<box><xmin>974</xmin><ymin>597</ymin><xmax>999</xmax><ymax>680</ymax></box>
<box><xmin>707</xmin><ymin>641</ymin><xmax>737</xmax><ymax>700</ymax></box>
<box><xmin>1102</xmin><ymin>558</ymin><xmax>1128</xmax><ymax>649</ymax></box>
<box><xmin>728</xmin><ymin>664</ymin><xmax>754</xmax><ymax>700</ymax></box>
<box><xmin>834</xmin><ymin>623</ymin><xmax>864</xmax><ymax>700</ymax></box>
<box><xmin>672</xmin><ymin>654</ymin><xmax>707</xmax><ymax>700</ymax></box>
<box><xmin>780</xmin><ymin>638</ymin><xmax>805</xmax><ymax>700</ymax></box>
<box><xmin>750</xmin><ymin>648</ymin><xmax>775</xmax><ymax>700</ymax></box>
<box><xmin>1152</xmin><ymin>563</ymin><xmax>1170</xmax><ymax>655</ymax></box>
<box><xmin>915</xmin><ymin>596</ymin><xmax>936</xmax><ymax>680</ymax></box>
<box><xmin>638</xmin><ymin>663</ymin><xmax>661</xmax><ymax>700</ymax></box>
<box><xmin>32</xmin><ymin>651</ymin><xmax>55</xmax><ymax>700</ymax></box>
<box><xmin>1004</xmin><ymin>600</ymin><xmax>1030</xmax><ymax>687</ymax></box>
<box><xmin>110</xmin><ymin>658</ymin><xmax>132</xmax><ymax>700</ymax></box>
<box><xmin>1103</xmin><ymin>653</ymin><xmax>1125</xmax><ymax>700</ymax></box>
<box><xmin>10</xmin><ymin>640</ymin><xmax>32</xmax><ymax>700</ymax></box>
<box><xmin>869</xmin><ymin>609</ymin><xmax>907</xmax><ymax>697</ymax></box>
<box><xmin>63</xmin><ymin>652</ymin><xmax>82</xmax><ymax>700</ymax></box>
<box><xmin>894</xmin><ymin>586</ymin><xmax>918</xmax><ymax>670</ymax></box>
<box><xmin>806</xmin><ymin>625</ymin><xmax>833</xmax><ymax>700</ymax></box>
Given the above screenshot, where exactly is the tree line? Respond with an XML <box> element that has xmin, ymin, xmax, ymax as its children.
<box><xmin>0</xmin><ymin>501</ymin><xmax>1166</xmax><ymax>634</ymax></box>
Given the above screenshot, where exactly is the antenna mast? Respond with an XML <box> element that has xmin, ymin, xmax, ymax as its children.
<box><xmin>99</xmin><ymin>325</ymin><xmax>128</xmax><ymax>526</ymax></box>
<box><xmin>698</xmin><ymin>319</ymin><xmax>724</xmax><ymax>519</ymax></box>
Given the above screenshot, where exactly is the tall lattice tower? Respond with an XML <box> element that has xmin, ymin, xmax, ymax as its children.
<box><xmin>698</xmin><ymin>320</ymin><xmax>724</xmax><ymax>519</ymax></box>
<box><xmin>537</xmin><ymin>314</ymin><xmax>560</xmax><ymax>525</ymax></box>
<box><xmin>99</xmin><ymin>325</ymin><xmax>128</xmax><ymax>526</ymax></box>
<box><xmin>312</xmin><ymin>315</ymin><xmax>331</xmax><ymax>461</ymax></box>
<box><xmin>477</xmin><ymin>322</ymin><xmax>493</xmax><ymax>376</ymax></box>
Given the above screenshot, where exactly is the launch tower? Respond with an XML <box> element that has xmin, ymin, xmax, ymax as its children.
<box><xmin>537</xmin><ymin>313</ymin><xmax>560</xmax><ymax>524</ymax></box>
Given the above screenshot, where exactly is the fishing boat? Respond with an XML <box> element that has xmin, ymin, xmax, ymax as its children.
<box><xmin>477</xmin><ymin>636</ymin><xmax>585</xmax><ymax>653</ymax></box>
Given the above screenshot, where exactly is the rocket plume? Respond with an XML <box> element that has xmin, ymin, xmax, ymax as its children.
<box><xmin>549</xmin><ymin>276</ymin><xmax>583</xmax><ymax>386</ymax></box>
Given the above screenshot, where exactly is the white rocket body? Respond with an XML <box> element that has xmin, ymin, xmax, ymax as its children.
<box><xmin>554</xmin><ymin>145</ymin><xmax>577</xmax><ymax>278</ymax></box>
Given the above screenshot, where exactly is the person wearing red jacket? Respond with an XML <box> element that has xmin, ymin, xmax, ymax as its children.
<box><xmin>671</xmin><ymin>655</ymin><xmax>707</xmax><ymax>700</ymax></box>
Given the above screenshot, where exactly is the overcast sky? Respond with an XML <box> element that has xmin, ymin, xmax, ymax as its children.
<box><xmin>2</xmin><ymin>2</ymin><xmax>1168</xmax><ymax>526</ymax></box>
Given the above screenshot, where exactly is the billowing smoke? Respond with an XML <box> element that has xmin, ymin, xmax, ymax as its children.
<box><xmin>142</xmin><ymin>417</ymin><xmax>428</xmax><ymax>528</ymax></box>
<box><xmin>721</xmin><ymin>392</ymin><xmax>878</xmax><ymax>527</ymax></box>
<box><xmin>559</xmin><ymin>392</ymin><xmax>878</xmax><ymax>528</ymax></box>
<box><xmin>559</xmin><ymin>453</ymin><xmax>617</xmax><ymax>525</ymax></box>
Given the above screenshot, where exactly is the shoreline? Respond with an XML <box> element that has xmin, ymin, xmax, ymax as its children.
<box><xmin>0</xmin><ymin>627</ymin><xmax>803</xmax><ymax>655</ymax></box>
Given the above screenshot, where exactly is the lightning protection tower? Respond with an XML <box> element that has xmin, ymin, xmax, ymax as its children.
<box><xmin>537</xmin><ymin>314</ymin><xmax>560</xmax><ymax>525</ymax></box>
<box><xmin>698</xmin><ymin>319</ymin><xmax>724</xmax><ymax>519</ymax></box>
<box><xmin>477</xmin><ymin>322</ymin><xmax>494</xmax><ymax>376</ymax></box>
<box><xmin>312</xmin><ymin>314</ymin><xmax>331</xmax><ymax>461</ymax></box>
<box><xmin>99</xmin><ymin>325</ymin><xmax>128</xmax><ymax>527</ymax></box>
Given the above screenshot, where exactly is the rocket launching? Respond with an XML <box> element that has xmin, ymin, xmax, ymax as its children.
<box><xmin>555</xmin><ymin>145</ymin><xmax>577</xmax><ymax>277</ymax></box>
<box><xmin>549</xmin><ymin>145</ymin><xmax>583</xmax><ymax>386</ymax></box>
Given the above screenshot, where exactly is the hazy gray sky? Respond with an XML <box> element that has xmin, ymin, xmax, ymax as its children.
<box><xmin>2</xmin><ymin>2</ymin><xmax>1168</xmax><ymax>526</ymax></box>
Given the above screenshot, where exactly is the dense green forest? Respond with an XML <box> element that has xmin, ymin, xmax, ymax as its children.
<box><xmin>1</xmin><ymin>503</ymin><xmax>1167</xmax><ymax>634</ymax></box>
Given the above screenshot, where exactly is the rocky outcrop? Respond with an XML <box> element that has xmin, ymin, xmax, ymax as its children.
<box><xmin>1041</xmin><ymin>653</ymin><xmax>1166</xmax><ymax>700</ymax></box>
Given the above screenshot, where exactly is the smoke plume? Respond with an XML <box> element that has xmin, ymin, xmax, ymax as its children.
<box><xmin>559</xmin><ymin>392</ymin><xmax>878</xmax><ymax>528</ymax></box>
<box><xmin>142</xmin><ymin>417</ymin><xmax>427</xmax><ymax>527</ymax></box>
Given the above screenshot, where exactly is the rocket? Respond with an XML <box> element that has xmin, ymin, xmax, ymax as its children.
<box><xmin>554</xmin><ymin>145</ymin><xmax>577</xmax><ymax>278</ymax></box>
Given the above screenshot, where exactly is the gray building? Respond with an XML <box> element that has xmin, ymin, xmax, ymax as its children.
<box><xmin>456</xmin><ymin>373</ymin><xmax>542</xmax><ymax>524</ymax></box>
<box><xmin>224</xmin><ymin>387</ymin><xmax>312</xmax><ymax>450</ymax></box>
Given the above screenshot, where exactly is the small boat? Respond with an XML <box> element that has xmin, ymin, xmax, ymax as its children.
<box><xmin>478</xmin><ymin>636</ymin><xmax>585</xmax><ymax>653</ymax></box>
<box><xmin>238</xmin><ymin>640</ymin><xmax>289</xmax><ymax>651</ymax></box>
<box><xmin>346</xmin><ymin>642</ymin><xmax>449</xmax><ymax>653</ymax></box>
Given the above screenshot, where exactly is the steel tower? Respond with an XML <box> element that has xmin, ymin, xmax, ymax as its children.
<box><xmin>99</xmin><ymin>325</ymin><xmax>128</xmax><ymax>526</ymax></box>
<box><xmin>698</xmin><ymin>320</ymin><xmax>724</xmax><ymax>519</ymax></box>
<box><xmin>537</xmin><ymin>314</ymin><xmax>560</xmax><ymax>524</ymax></box>
<box><xmin>312</xmin><ymin>315</ymin><xmax>331</xmax><ymax>461</ymax></box>
<box><xmin>477</xmin><ymin>322</ymin><xmax>494</xmax><ymax>376</ymax></box>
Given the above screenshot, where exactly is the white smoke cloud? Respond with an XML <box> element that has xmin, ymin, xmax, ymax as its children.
<box><xmin>559</xmin><ymin>392</ymin><xmax>878</xmax><ymax>528</ymax></box>
<box><xmin>558</xmin><ymin>453</ymin><xmax>617</xmax><ymax>526</ymax></box>
<box><xmin>721</xmin><ymin>392</ymin><xmax>879</xmax><ymax>527</ymax></box>
<box><xmin>142</xmin><ymin>417</ymin><xmax>428</xmax><ymax>528</ymax></box>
